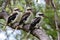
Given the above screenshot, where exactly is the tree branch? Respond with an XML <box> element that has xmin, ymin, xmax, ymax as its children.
<box><xmin>9</xmin><ymin>22</ymin><xmax>50</xmax><ymax>40</ymax></box>
<box><xmin>32</xmin><ymin>28</ymin><xmax>50</xmax><ymax>40</ymax></box>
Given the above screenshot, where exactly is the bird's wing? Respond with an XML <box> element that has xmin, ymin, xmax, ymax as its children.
<box><xmin>19</xmin><ymin>13</ymin><xmax>30</xmax><ymax>25</ymax></box>
<box><xmin>31</xmin><ymin>17</ymin><xmax>41</xmax><ymax>26</ymax></box>
<box><xmin>7</xmin><ymin>13</ymin><xmax>18</xmax><ymax>25</ymax></box>
<box><xmin>29</xmin><ymin>17</ymin><xmax>41</xmax><ymax>31</ymax></box>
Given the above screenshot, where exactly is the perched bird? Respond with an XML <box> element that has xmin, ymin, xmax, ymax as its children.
<box><xmin>18</xmin><ymin>7</ymin><xmax>34</xmax><ymax>28</ymax></box>
<box><xmin>29</xmin><ymin>12</ymin><xmax>45</xmax><ymax>31</ymax></box>
<box><xmin>22</xmin><ymin>12</ymin><xmax>45</xmax><ymax>36</ymax></box>
<box><xmin>7</xmin><ymin>8</ymin><xmax>23</xmax><ymax>26</ymax></box>
<box><xmin>24</xmin><ymin>7</ymin><xmax>34</xmax><ymax>24</ymax></box>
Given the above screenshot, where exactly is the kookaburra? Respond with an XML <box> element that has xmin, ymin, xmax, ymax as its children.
<box><xmin>7</xmin><ymin>8</ymin><xmax>23</xmax><ymax>26</ymax></box>
<box><xmin>29</xmin><ymin>12</ymin><xmax>44</xmax><ymax>31</ymax></box>
<box><xmin>18</xmin><ymin>7</ymin><xmax>34</xmax><ymax>27</ymax></box>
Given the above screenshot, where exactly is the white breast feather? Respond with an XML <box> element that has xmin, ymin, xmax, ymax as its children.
<box><xmin>11</xmin><ymin>12</ymin><xmax>23</xmax><ymax>23</ymax></box>
<box><xmin>25</xmin><ymin>12</ymin><xmax>33</xmax><ymax>24</ymax></box>
<box><xmin>35</xmin><ymin>17</ymin><xmax>44</xmax><ymax>28</ymax></box>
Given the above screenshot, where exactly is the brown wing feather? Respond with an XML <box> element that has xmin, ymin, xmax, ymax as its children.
<box><xmin>19</xmin><ymin>12</ymin><xmax>30</xmax><ymax>25</ymax></box>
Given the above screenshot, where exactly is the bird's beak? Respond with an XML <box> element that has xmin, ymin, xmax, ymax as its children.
<box><xmin>43</xmin><ymin>15</ymin><xmax>48</xmax><ymax>18</ymax></box>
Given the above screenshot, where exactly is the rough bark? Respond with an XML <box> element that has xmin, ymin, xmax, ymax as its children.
<box><xmin>9</xmin><ymin>22</ymin><xmax>50</xmax><ymax>40</ymax></box>
<box><xmin>32</xmin><ymin>28</ymin><xmax>50</xmax><ymax>40</ymax></box>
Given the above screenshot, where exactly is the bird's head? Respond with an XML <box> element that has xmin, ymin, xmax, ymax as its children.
<box><xmin>13</xmin><ymin>8</ymin><xmax>21</xmax><ymax>14</ymax></box>
<box><xmin>36</xmin><ymin>12</ymin><xmax>48</xmax><ymax>18</ymax></box>
<box><xmin>36</xmin><ymin>12</ymin><xmax>45</xmax><ymax>18</ymax></box>
<box><xmin>13</xmin><ymin>8</ymin><xmax>20</xmax><ymax>12</ymax></box>
<box><xmin>26</xmin><ymin>7</ymin><xmax>33</xmax><ymax>12</ymax></box>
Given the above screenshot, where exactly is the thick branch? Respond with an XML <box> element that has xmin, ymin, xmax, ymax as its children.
<box><xmin>32</xmin><ymin>28</ymin><xmax>50</xmax><ymax>40</ymax></box>
<box><xmin>9</xmin><ymin>23</ymin><xmax>50</xmax><ymax>40</ymax></box>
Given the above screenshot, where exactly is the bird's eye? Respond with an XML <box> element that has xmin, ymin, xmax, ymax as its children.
<box><xmin>39</xmin><ymin>14</ymin><xmax>44</xmax><ymax>16</ymax></box>
<box><xmin>27</xmin><ymin>9</ymin><xmax>32</xmax><ymax>11</ymax></box>
<box><xmin>14</xmin><ymin>9</ymin><xmax>20</xmax><ymax>11</ymax></box>
<box><xmin>14</xmin><ymin>13</ymin><xmax>17</xmax><ymax>14</ymax></box>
